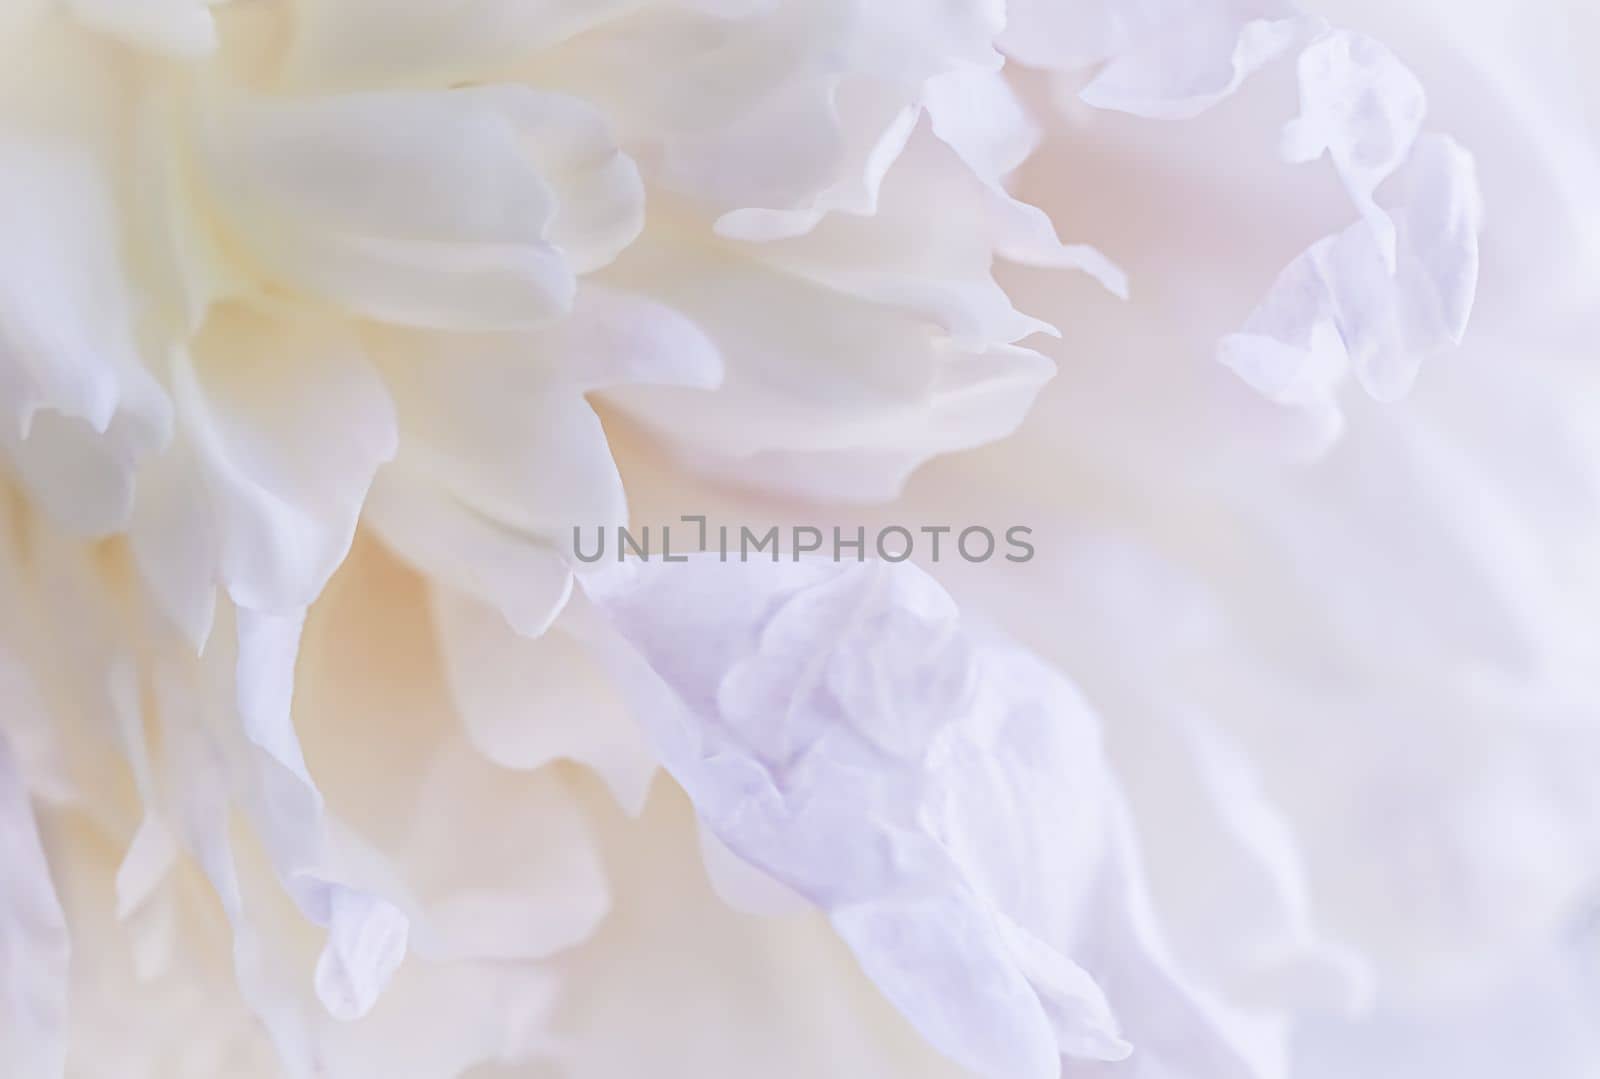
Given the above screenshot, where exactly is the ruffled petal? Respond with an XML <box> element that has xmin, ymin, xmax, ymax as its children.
<box><xmin>1021</xmin><ymin>7</ymin><xmax>1478</xmax><ymax>431</ymax></box>
<box><xmin>1281</xmin><ymin>31</ymin><xmax>1429</xmax><ymax>268</ymax></box>
<box><xmin>578</xmin><ymin>557</ymin><xmax>1272</xmax><ymax>1079</ymax></box>
<box><xmin>724</xmin><ymin>125</ymin><xmax>1115</xmax><ymax>344</ymax></box>
<box><xmin>1219</xmin><ymin>134</ymin><xmax>1482</xmax><ymax>415</ymax></box>
<box><xmin>69</xmin><ymin>530</ymin><xmax>608</xmax><ymax>1078</ymax></box>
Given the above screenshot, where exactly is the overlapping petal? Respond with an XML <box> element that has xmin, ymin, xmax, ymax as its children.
<box><xmin>199</xmin><ymin>86</ymin><xmax>642</xmax><ymax>330</ymax></box>
<box><xmin>1220</xmin><ymin>135</ymin><xmax>1481</xmax><ymax>427</ymax></box>
<box><xmin>366</xmin><ymin>287</ymin><xmax>721</xmax><ymax>636</ymax></box>
<box><xmin>597</xmin><ymin>120</ymin><xmax>1089</xmax><ymax>501</ymax></box>
<box><xmin>578</xmin><ymin>556</ymin><xmax>1272</xmax><ymax>1079</ymax></box>
<box><xmin>0</xmin><ymin>137</ymin><xmax>172</xmax><ymax>535</ymax></box>
<box><xmin>1023</xmin><ymin>3</ymin><xmax>1483</xmax><ymax>427</ymax></box>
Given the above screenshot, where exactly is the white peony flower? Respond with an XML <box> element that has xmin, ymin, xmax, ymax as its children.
<box><xmin>0</xmin><ymin>1</ymin><xmax>1596</xmax><ymax>1078</ymax></box>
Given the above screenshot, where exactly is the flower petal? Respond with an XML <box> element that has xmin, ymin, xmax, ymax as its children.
<box><xmin>128</xmin><ymin>434</ymin><xmax>219</xmax><ymax>650</ymax></box>
<box><xmin>1219</xmin><ymin>134</ymin><xmax>1483</xmax><ymax>412</ymax></box>
<box><xmin>174</xmin><ymin>305</ymin><xmax>397</xmax><ymax>614</ymax></box>
<box><xmin>543</xmin><ymin>777</ymin><xmax>971</xmax><ymax>1078</ymax></box>
<box><xmin>201</xmin><ymin>88</ymin><xmax>642</xmax><ymax>330</ymax></box>
<box><xmin>1281</xmin><ymin>31</ymin><xmax>1429</xmax><ymax>269</ymax></box>
<box><xmin>366</xmin><ymin>286</ymin><xmax>720</xmax><ymax>546</ymax></box>
<box><xmin>1080</xmin><ymin>9</ymin><xmax>1319</xmax><ymax>121</ymax></box>
<box><xmin>66</xmin><ymin>0</ymin><xmax>219</xmax><ymax>58</ymax></box>
<box><xmin>600</xmin><ymin>227</ymin><xmax>1056</xmax><ymax>501</ymax></box>
<box><xmin>578</xmin><ymin>557</ymin><xmax>1271</xmax><ymax>1078</ymax></box>
<box><xmin>365</xmin><ymin>286</ymin><xmax>720</xmax><ymax>636</ymax></box>
<box><xmin>366</xmin><ymin>466</ymin><xmax>576</xmax><ymax>640</ymax></box>
<box><xmin>556</xmin><ymin>0</ymin><xmax>1002</xmax><ymax>230</ymax></box>
<box><xmin>233</xmin><ymin>604</ymin><xmax>410</xmax><ymax>1023</ymax></box>
<box><xmin>298</xmin><ymin>537</ymin><xmax>616</xmax><ymax>966</ymax></box>
<box><xmin>431</xmin><ymin>587</ymin><xmax>657</xmax><ymax>816</ymax></box>
<box><xmin>0</xmin><ymin>728</ymin><xmax>69</xmax><ymax>1079</ymax></box>
<box><xmin>0</xmin><ymin>137</ymin><xmax>172</xmax><ymax>535</ymax></box>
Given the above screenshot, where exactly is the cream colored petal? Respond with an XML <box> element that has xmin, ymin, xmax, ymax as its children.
<box><xmin>176</xmin><ymin>305</ymin><xmax>397</xmax><ymax>615</ymax></box>
<box><xmin>600</xmin><ymin>225</ymin><xmax>1054</xmax><ymax>502</ymax></box>
<box><xmin>0</xmin><ymin>136</ymin><xmax>172</xmax><ymax>535</ymax></box>
<box><xmin>66</xmin><ymin>0</ymin><xmax>220</xmax><ymax>58</ymax></box>
<box><xmin>201</xmin><ymin>88</ymin><xmax>641</xmax><ymax>330</ymax></box>
<box><xmin>431</xmin><ymin>588</ymin><xmax>658</xmax><ymax>816</ymax></box>
<box><xmin>296</xmin><ymin>540</ymin><xmax>617</xmax><ymax>965</ymax></box>
<box><xmin>543</xmin><ymin>778</ymin><xmax>970</xmax><ymax>1079</ymax></box>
